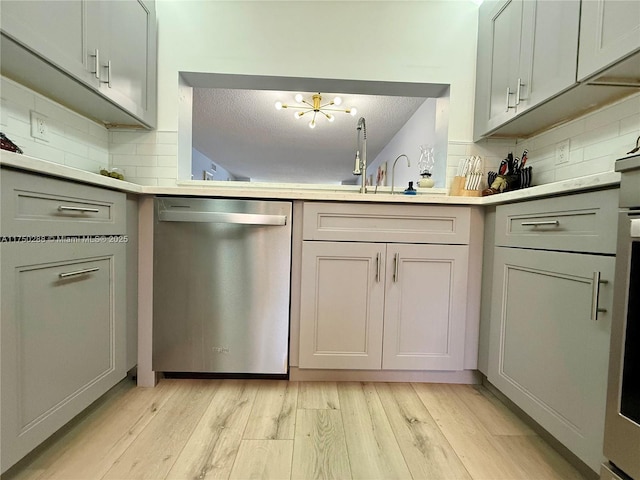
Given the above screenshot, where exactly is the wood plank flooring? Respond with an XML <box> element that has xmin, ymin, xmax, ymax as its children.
<box><xmin>2</xmin><ymin>379</ymin><xmax>586</xmax><ymax>480</ymax></box>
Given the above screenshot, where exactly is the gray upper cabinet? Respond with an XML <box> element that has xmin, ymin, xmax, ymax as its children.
<box><xmin>0</xmin><ymin>1</ymin><xmax>90</xmax><ymax>83</ymax></box>
<box><xmin>0</xmin><ymin>0</ymin><xmax>157</xmax><ymax>129</ymax></box>
<box><xmin>87</xmin><ymin>0</ymin><xmax>156</xmax><ymax>124</ymax></box>
<box><xmin>474</xmin><ymin>0</ymin><xmax>580</xmax><ymax>139</ymax></box>
<box><xmin>578</xmin><ymin>0</ymin><xmax>640</xmax><ymax>83</ymax></box>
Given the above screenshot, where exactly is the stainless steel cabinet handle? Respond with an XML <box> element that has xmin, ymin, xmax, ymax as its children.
<box><xmin>506</xmin><ymin>87</ymin><xmax>516</xmax><ymax>112</ymax></box>
<box><xmin>521</xmin><ymin>220</ymin><xmax>560</xmax><ymax>227</ymax></box>
<box><xmin>516</xmin><ymin>78</ymin><xmax>526</xmax><ymax>105</ymax></box>
<box><xmin>59</xmin><ymin>267</ymin><xmax>99</xmax><ymax>279</ymax></box>
<box><xmin>590</xmin><ymin>271</ymin><xmax>608</xmax><ymax>321</ymax></box>
<box><xmin>89</xmin><ymin>49</ymin><xmax>100</xmax><ymax>79</ymax></box>
<box><xmin>58</xmin><ymin>205</ymin><xmax>100</xmax><ymax>213</ymax></box>
<box><xmin>393</xmin><ymin>253</ymin><xmax>399</xmax><ymax>283</ymax></box>
<box><xmin>101</xmin><ymin>60</ymin><xmax>112</xmax><ymax>88</ymax></box>
<box><xmin>158</xmin><ymin>210</ymin><xmax>287</xmax><ymax>226</ymax></box>
<box><xmin>375</xmin><ymin>253</ymin><xmax>381</xmax><ymax>283</ymax></box>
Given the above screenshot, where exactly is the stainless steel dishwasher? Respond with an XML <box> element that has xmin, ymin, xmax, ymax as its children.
<box><xmin>152</xmin><ymin>197</ymin><xmax>292</xmax><ymax>374</ymax></box>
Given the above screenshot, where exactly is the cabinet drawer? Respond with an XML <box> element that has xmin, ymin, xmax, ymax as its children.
<box><xmin>495</xmin><ymin>189</ymin><xmax>619</xmax><ymax>254</ymax></box>
<box><xmin>1</xmin><ymin>168</ymin><xmax>126</xmax><ymax>236</ymax></box>
<box><xmin>302</xmin><ymin>202</ymin><xmax>471</xmax><ymax>244</ymax></box>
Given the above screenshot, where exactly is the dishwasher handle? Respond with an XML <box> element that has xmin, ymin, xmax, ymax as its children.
<box><xmin>158</xmin><ymin>210</ymin><xmax>287</xmax><ymax>226</ymax></box>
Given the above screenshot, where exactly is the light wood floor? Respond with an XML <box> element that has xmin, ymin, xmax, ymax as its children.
<box><xmin>3</xmin><ymin>379</ymin><xmax>586</xmax><ymax>480</ymax></box>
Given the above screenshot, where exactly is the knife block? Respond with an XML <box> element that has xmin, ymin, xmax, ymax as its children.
<box><xmin>449</xmin><ymin>176</ymin><xmax>482</xmax><ymax>197</ymax></box>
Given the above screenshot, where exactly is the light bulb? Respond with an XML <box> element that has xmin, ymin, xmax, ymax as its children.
<box><xmin>333</xmin><ymin>96</ymin><xmax>342</xmax><ymax>106</ymax></box>
<box><xmin>308</xmin><ymin>119</ymin><xmax>315</xmax><ymax>129</ymax></box>
<box><xmin>350</xmin><ymin>107</ymin><xmax>358</xmax><ymax>116</ymax></box>
<box><xmin>274</xmin><ymin>101</ymin><xmax>283</xmax><ymax>110</ymax></box>
<box><xmin>295</xmin><ymin>93</ymin><xmax>303</xmax><ymax>103</ymax></box>
<box><xmin>294</xmin><ymin>111</ymin><xmax>301</xmax><ymax>120</ymax></box>
<box><xmin>327</xmin><ymin>114</ymin><xmax>335</xmax><ymax>122</ymax></box>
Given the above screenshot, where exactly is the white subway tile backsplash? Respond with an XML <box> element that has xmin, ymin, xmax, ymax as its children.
<box><xmin>583</xmin><ymin>131</ymin><xmax>638</xmax><ymax>162</ymax></box>
<box><xmin>110</xmin><ymin>131</ymin><xmax>157</xmax><ymax>144</ymax></box>
<box><xmin>157</xmin><ymin>178</ymin><xmax>179</xmax><ymax>187</ymax></box>
<box><xmin>156</xmin><ymin>131</ymin><xmax>178</xmax><ymax>144</ymax></box>
<box><xmin>136</xmin><ymin>142</ymin><xmax>178</xmax><ymax>156</ymax></box>
<box><xmin>1</xmin><ymin>77</ymin><xmax>110</xmax><ymax>175</ymax></box>
<box><xmin>620</xmin><ymin>113</ymin><xmax>640</xmax><ymax>137</ymax></box>
<box><xmin>570</xmin><ymin>122</ymin><xmax>620</xmax><ymax>151</ymax></box>
<box><xmin>112</xmin><ymin>154</ymin><xmax>157</xmax><ymax>167</ymax></box>
<box><xmin>35</xmin><ymin>97</ymin><xmax>89</xmax><ymax>134</ymax></box>
<box><xmin>136</xmin><ymin>166</ymin><xmax>177</xmax><ymax>179</ymax></box>
<box><xmin>0</xmin><ymin>78</ymin><xmax>35</xmax><ymax>108</ymax></box>
<box><xmin>125</xmin><ymin>177</ymin><xmax>159</xmax><ymax>186</ymax></box>
<box><xmin>88</xmin><ymin>147</ymin><xmax>109</xmax><ymax>165</ymax></box>
<box><xmin>20</xmin><ymin>139</ymin><xmax>66</xmax><ymax>165</ymax></box>
<box><xmin>64</xmin><ymin>152</ymin><xmax>101</xmax><ymax>173</ymax></box>
<box><xmin>157</xmin><ymin>155</ymin><xmax>178</xmax><ymax>167</ymax></box>
<box><xmin>2</xmin><ymin>98</ymin><xmax>32</xmax><ymax>124</ymax></box>
<box><xmin>584</xmin><ymin>95</ymin><xmax>640</xmax><ymax>132</ymax></box>
<box><xmin>110</xmin><ymin>142</ymin><xmax>138</xmax><ymax>155</ymax></box>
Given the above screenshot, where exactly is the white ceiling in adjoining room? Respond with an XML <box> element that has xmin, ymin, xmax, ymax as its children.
<box><xmin>191</xmin><ymin>88</ymin><xmax>430</xmax><ymax>184</ymax></box>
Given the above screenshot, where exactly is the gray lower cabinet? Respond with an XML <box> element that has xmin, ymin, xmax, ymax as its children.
<box><xmin>578</xmin><ymin>0</ymin><xmax>640</xmax><ymax>82</ymax></box>
<box><xmin>299</xmin><ymin>241</ymin><xmax>469</xmax><ymax>371</ymax></box>
<box><xmin>0</xmin><ymin>240</ymin><xmax>126</xmax><ymax>473</ymax></box>
<box><xmin>488</xmin><ymin>246</ymin><xmax>614</xmax><ymax>472</ymax></box>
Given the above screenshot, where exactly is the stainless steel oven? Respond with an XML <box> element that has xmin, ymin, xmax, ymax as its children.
<box><xmin>603</xmin><ymin>153</ymin><xmax>640</xmax><ymax>480</ymax></box>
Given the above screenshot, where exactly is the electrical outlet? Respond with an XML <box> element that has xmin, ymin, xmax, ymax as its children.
<box><xmin>30</xmin><ymin>111</ymin><xmax>49</xmax><ymax>141</ymax></box>
<box><xmin>555</xmin><ymin>139</ymin><xmax>570</xmax><ymax>165</ymax></box>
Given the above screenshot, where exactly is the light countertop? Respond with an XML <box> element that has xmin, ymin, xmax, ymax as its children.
<box><xmin>1</xmin><ymin>150</ymin><xmax>621</xmax><ymax>205</ymax></box>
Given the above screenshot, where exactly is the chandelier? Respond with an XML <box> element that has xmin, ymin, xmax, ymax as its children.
<box><xmin>275</xmin><ymin>93</ymin><xmax>357</xmax><ymax>129</ymax></box>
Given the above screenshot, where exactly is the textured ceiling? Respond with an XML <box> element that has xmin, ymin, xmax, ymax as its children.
<box><xmin>192</xmin><ymin>88</ymin><xmax>428</xmax><ymax>184</ymax></box>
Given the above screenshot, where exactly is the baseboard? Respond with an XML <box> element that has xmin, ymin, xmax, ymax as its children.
<box><xmin>289</xmin><ymin>367</ymin><xmax>482</xmax><ymax>383</ymax></box>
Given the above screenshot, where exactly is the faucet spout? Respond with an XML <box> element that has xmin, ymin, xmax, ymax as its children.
<box><xmin>391</xmin><ymin>154</ymin><xmax>410</xmax><ymax>195</ymax></box>
<box><xmin>352</xmin><ymin>117</ymin><xmax>367</xmax><ymax>193</ymax></box>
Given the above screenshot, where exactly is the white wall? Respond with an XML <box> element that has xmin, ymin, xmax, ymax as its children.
<box><xmin>368</xmin><ymin>98</ymin><xmax>440</xmax><ymax>189</ymax></box>
<box><xmin>192</xmin><ymin>147</ymin><xmax>236</xmax><ymax>181</ymax></box>
<box><xmin>155</xmin><ymin>1</ymin><xmax>479</xmax><ymax>143</ymax></box>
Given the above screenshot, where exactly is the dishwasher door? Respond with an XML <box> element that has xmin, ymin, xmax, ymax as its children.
<box><xmin>152</xmin><ymin>197</ymin><xmax>292</xmax><ymax>374</ymax></box>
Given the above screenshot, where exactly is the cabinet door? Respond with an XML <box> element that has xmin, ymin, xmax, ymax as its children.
<box><xmin>299</xmin><ymin>241</ymin><xmax>385</xmax><ymax>370</ymax></box>
<box><xmin>488</xmin><ymin>247</ymin><xmax>614</xmax><ymax>471</ymax></box>
<box><xmin>90</xmin><ymin>0</ymin><xmax>156</xmax><ymax>123</ymax></box>
<box><xmin>0</xmin><ymin>0</ymin><xmax>92</xmax><ymax>85</ymax></box>
<box><xmin>517</xmin><ymin>0</ymin><xmax>579</xmax><ymax>113</ymax></box>
<box><xmin>477</xmin><ymin>0</ymin><xmax>523</xmax><ymax>135</ymax></box>
<box><xmin>0</xmin><ymin>241</ymin><xmax>126</xmax><ymax>473</ymax></box>
<box><xmin>382</xmin><ymin>244</ymin><xmax>468</xmax><ymax>371</ymax></box>
<box><xmin>578</xmin><ymin>0</ymin><xmax>640</xmax><ymax>81</ymax></box>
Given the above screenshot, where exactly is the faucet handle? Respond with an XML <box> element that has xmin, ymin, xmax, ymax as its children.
<box><xmin>353</xmin><ymin>151</ymin><xmax>362</xmax><ymax>175</ymax></box>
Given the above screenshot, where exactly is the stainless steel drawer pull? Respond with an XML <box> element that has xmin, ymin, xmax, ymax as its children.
<box><xmin>591</xmin><ymin>271</ymin><xmax>608</xmax><ymax>321</ymax></box>
<box><xmin>393</xmin><ymin>253</ymin><xmax>399</xmax><ymax>283</ymax></box>
<box><xmin>375</xmin><ymin>253</ymin><xmax>381</xmax><ymax>283</ymax></box>
<box><xmin>58</xmin><ymin>205</ymin><xmax>100</xmax><ymax>213</ymax></box>
<box><xmin>59</xmin><ymin>267</ymin><xmax>100</xmax><ymax>279</ymax></box>
<box><xmin>521</xmin><ymin>220</ymin><xmax>560</xmax><ymax>227</ymax></box>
